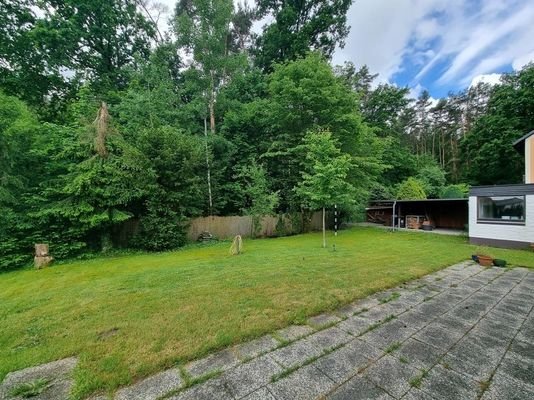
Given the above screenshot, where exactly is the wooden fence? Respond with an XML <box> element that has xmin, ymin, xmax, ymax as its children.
<box><xmin>112</xmin><ymin>212</ymin><xmax>330</xmax><ymax>247</ymax></box>
<box><xmin>186</xmin><ymin>212</ymin><xmax>327</xmax><ymax>241</ymax></box>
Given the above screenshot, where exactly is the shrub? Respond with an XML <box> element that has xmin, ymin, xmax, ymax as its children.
<box><xmin>396</xmin><ymin>178</ymin><xmax>427</xmax><ymax>200</ymax></box>
<box><xmin>441</xmin><ymin>184</ymin><xmax>469</xmax><ymax>199</ymax></box>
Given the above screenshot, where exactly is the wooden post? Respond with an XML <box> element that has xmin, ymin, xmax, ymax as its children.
<box><xmin>322</xmin><ymin>207</ymin><xmax>326</xmax><ymax>248</ymax></box>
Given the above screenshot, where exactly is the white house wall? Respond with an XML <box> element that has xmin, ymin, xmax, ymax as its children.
<box><xmin>469</xmin><ymin>195</ymin><xmax>534</xmax><ymax>247</ymax></box>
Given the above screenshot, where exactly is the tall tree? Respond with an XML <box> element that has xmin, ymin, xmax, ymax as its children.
<box><xmin>460</xmin><ymin>64</ymin><xmax>534</xmax><ymax>184</ymax></box>
<box><xmin>175</xmin><ymin>0</ymin><xmax>245</xmax><ymax>134</ymax></box>
<box><xmin>0</xmin><ymin>91</ymin><xmax>40</xmax><ymax>269</ymax></box>
<box><xmin>0</xmin><ymin>0</ymin><xmax>157</xmax><ymax>117</ymax></box>
<box><xmin>254</xmin><ymin>0</ymin><xmax>352</xmax><ymax>70</ymax></box>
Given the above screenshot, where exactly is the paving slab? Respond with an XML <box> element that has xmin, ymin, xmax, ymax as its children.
<box><xmin>306</xmin><ymin>326</ymin><xmax>353</xmax><ymax>350</ymax></box>
<box><xmin>472</xmin><ymin>317</ymin><xmax>517</xmax><ymax>341</ymax></box>
<box><xmin>115</xmin><ymin>368</ymin><xmax>182</xmax><ymax>400</ymax></box>
<box><xmin>401</xmin><ymin>388</ymin><xmax>436</xmax><ymax>400</ymax></box>
<box><xmin>222</xmin><ymin>355</ymin><xmax>283</xmax><ymax>399</ymax></box>
<box><xmin>274</xmin><ymin>324</ymin><xmax>314</xmax><ymax>342</ymax></box>
<box><xmin>234</xmin><ymin>335</ymin><xmax>280</xmax><ymax>360</ymax></box>
<box><xmin>267</xmin><ymin>364</ymin><xmax>335</xmax><ymax>400</ymax></box>
<box><xmin>413</xmin><ymin>300</ymin><xmax>451</xmax><ymax>316</ymax></box>
<box><xmin>483</xmin><ymin>309</ymin><xmax>525</xmax><ymax>329</ymax></box>
<box><xmin>394</xmin><ymin>309</ymin><xmax>434</xmax><ymax>330</ymax></box>
<box><xmin>508</xmin><ymin>338</ymin><xmax>534</xmax><ymax>362</ymax></box>
<box><xmin>168</xmin><ymin>377</ymin><xmax>232</xmax><ymax>400</ymax></box>
<box><xmin>493</xmin><ymin>299</ymin><xmax>532</xmax><ymax>316</ymax></box>
<box><xmin>498</xmin><ymin>352</ymin><xmax>534</xmax><ymax>388</ymax></box>
<box><xmin>480</xmin><ymin>371</ymin><xmax>534</xmax><ymax>400</ymax></box>
<box><xmin>413</xmin><ymin>320</ymin><xmax>464</xmax><ymax>351</ymax></box>
<box><xmin>360</xmin><ymin>305</ymin><xmax>398</xmax><ymax>325</ymax></box>
<box><xmin>418</xmin><ymin>365</ymin><xmax>480</xmax><ymax>400</ymax></box>
<box><xmin>337</xmin><ymin>315</ymin><xmax>373</xmax><ymax>336</ymax></box>
<box><xmin>327</xmin><ymin>375</ymin><xmax>393</xmax><ymax>400</ymax></box>
<box><xmin>314</xmin><ymin>339</ymin><xmax>381</xmax><ymax>382</ymax></box>
<box><xmin>360</xmin><ymin>319</ymin><xmax>417</xmax><ymax>350</ymax></box>
<box><xmin>362</xmin><ymin>354</ymin><xmax>420</xmax><ymax>398</ymax></box>
<box><xmin>268</xmin><ymin>327</ymin><xmax>351</xmax><ymax>370</ymax></box>
<box><xmin>184</xmin><ymin>348</ymin><xmax>239</xmax><ymax>378</ymax></box>
<box><xmin>241</xmin><ymin>387</ymin><xmax>277</xmax><ymax>400</ymax></box>
<box><xmin>394</xmin><ymin>338</ymin><xmax>443</xmax><ymax>370</ymax></box>
<box><xmin>433</xmin><ymin>313</ymin><xmax>474</xmax><ymax>335</ymax></box>
<box><xmin>307</xmin><ymin>313</ymin><xmax>342</xmax><ymax>328</ymax></box>
<box><xmin>516</xmin><ymin>322</ymin><xmax>534</xmax><ymax>344</ymax></box>
<box><xmin>0</xmin><ymin>357</ymin><xmax>77</xmax><ymax>400</ymax></box>
<box><xmin>269</xmin><ymin>337</ymin><xmax>323</xmax><ymax>369</ymax></box>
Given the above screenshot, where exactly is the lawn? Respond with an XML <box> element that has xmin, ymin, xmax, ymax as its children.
<box><xmin>1</xmin><ymin>227</ymin><xmax>533</xmax><ymax>398</ymax></box>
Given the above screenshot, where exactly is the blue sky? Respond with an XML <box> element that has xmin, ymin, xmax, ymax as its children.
<box><xmin>333</xmin><ymin>0</ymin><xmax>534</xmax><ymax>98</ymax></box>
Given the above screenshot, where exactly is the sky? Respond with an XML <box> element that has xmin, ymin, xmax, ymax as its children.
<box><xmin>158</xmin><ymin>0</ymin><xmax>534</xmax><ymax>98</ymax></box>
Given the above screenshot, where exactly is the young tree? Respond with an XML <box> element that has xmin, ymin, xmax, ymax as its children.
<box><xmin>295</xmin><ymin>129</ymin><xmax>355</xmax><ymax>248</ymax></box>
<box><xmin>236</xmin><ymin>161</ymin><xmax>279</xmax><ymax>237</ymax></box>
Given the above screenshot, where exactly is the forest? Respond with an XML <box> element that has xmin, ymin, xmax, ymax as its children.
<box><xmin>1</xmin><ymin>0</ymin><xmax>533</xmax><ymax>270</ymax></box>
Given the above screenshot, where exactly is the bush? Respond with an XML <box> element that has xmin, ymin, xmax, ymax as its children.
<box><xmin>396</xmin><ymin>178</ymin><xmax>427</xmax><ymax>200</ymax></box>
<box><xmin>131</xmin><ymin>212</ymin><xmax>187</xmax><ymax>252</ymax></box>
<box><xmin>441</xmin><ymin>184</ymin><xmax>469</xmax><ymax>199</ymax></box>
<box><xmin>415</xmin><ymin>162</ymin><xmax>446</xmax><ymax>198</ymax></box>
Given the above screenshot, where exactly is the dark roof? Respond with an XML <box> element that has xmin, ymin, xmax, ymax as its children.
<box><xmin>371</xmin><ymin>198</ymin><xmax>467</xmax><ymax>204</ymax></box>
<box><xmin>513</xmin><ymin>130</ymin><xmax>534</xmax><ymax>155</ymax></box>
<box><xmin>470</xmin><ymin>183</ymin><xmax>534</xmax><ymax>196</ymax></box>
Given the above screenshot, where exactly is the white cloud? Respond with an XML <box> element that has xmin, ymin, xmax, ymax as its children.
<box><xmin>333</xmin><ymin>0</ymin><xmax>447</xmax><ymax>82</ymax></box>
<box><xmin>437</xmin><ymin>1</ymin><xmax>534</xmax><ymax>86</ymax></box>
<box><xmin>512</xmin><ymin>51</ymin><xmax>534</xmax><ymax>70</ymax></box>
<box><xmin>469</xmin><ymin>73</ymin><xmax>501</xmax><ymax>88</ymax></box>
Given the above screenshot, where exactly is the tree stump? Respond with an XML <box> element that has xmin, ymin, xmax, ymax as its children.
<box><xmin>35</xmin><ymin>243</ymin><xmax>49</xmax><ymax>257</ymax></box>
<box><xmin>34</xmin><ymin>244</ymin><xmax>53</xmax><ymax>269</ymax></box>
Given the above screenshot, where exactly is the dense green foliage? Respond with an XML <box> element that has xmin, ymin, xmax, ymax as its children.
<box><xmin>396</xmin><ymin>178</ymin><xmax>427</xmax><ymax>200</ymax></box>
<box><xmin>1</xmin><ymin>0</ymin><xmax>533</xmax><ymax>269</ymax></box>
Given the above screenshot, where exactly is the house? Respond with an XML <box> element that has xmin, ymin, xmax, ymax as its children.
<box><xmin>468</xmin><ymin>130</ymin><xmax>534</xmax><ymax>249</ymax></box>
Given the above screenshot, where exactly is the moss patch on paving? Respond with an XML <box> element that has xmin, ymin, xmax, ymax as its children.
<box><xmin>0</xmin><ymin>227</ymin><xmax>533</xmax><ymax>398</ymax></box>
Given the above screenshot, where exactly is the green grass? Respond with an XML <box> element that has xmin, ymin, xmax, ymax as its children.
<box><xmin>9</xmin><ymin>378</ymin><xmax>51</xmax><ymax>398</ymax></box>
<box><xmin>1</xmin><ymin>227</ymin><xmax>533</xmax><ymax>398</ymax></box>
<box><xmin>409</xmin><ymin>369</ymin><xmax>429</xmax><ymax>388</ymax></box>
<box><xmin>384</xmin><ymin>341</ymin><xmax>401</xmax><ymax>354</ymax></box>
<box><xmin>379</xmin><ymin>291</ymin><xmax>401</xmax><ymax>304</ymax></box>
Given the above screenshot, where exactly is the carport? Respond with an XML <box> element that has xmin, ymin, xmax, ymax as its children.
<box><xmin>367</xmin><ymin>199</ymin><xmax>468</xmax><ymax>231</ymax></box>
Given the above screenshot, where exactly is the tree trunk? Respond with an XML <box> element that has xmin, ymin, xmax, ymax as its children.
<box><xmin>322</xmin><ymin>207</ymin><xmax>326</xmax><ymax>248</ymax></box>
<box><xmin>204</xmin><ymin>118</ymin><xmax>213</xmax><ymax>214</ymax></box>
<box><xmin>209</xmin><ymin>72</ymin><xmax>216</xmax><ymax>134</ymax></box>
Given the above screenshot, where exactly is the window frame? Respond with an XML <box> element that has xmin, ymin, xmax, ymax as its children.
<box><xmin>476</xmin><ymin>195</ymin><xmax>526</xmax><ymax>225</ymax></box>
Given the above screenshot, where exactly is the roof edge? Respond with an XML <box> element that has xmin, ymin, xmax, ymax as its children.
<box><xmin>513</xmin><ymin>129</ymin><xmax>534</xmax><ymax>153</ymax></box>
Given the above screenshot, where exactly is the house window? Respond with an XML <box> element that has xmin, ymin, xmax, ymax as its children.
<box><xmin>477</xmin><ymin>196</ymin><xmax>525</xmax><ymax>223</ymax></box>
